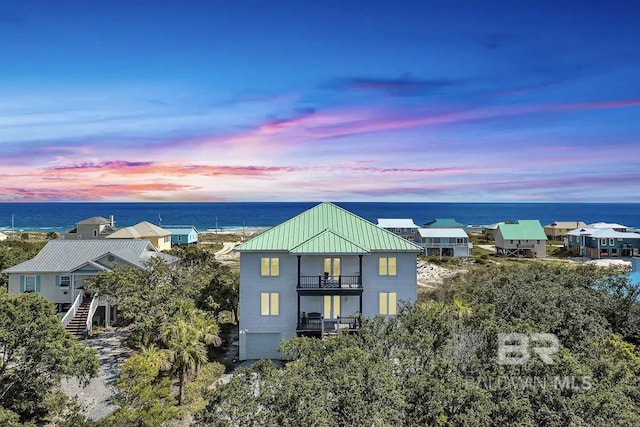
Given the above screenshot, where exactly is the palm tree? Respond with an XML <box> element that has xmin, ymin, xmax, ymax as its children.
<box><xmin>164</xmin><ymin>322</ymin><xmax>208</xmax><ymax>405</ymax></box>
<box><xmin>139</xmin><ymin>343</ymin><xmax>171</xmax><ymax>373</ymax></box>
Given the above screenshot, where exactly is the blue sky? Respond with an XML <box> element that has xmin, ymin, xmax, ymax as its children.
<box><xmin>1</xmin><ymin>0</ymin><xmax>639</xmax><ymax>201</ymax></box>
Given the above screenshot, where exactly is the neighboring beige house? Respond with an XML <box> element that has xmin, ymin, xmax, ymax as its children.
<box><xmin>543</xmin><ymin>221</ymin><xmax>588</xmax><ymax>241</ymax></box>
<box><xmin>495</xmin><ymin>220</ymin><xmax>547</xmax><ymax>258</ymax></box>
<box><xmin>106</xmin><ymin>221</ymin><xmax>172</xmax><ymax>251</ymax></box>
<box><xmin>61</xmin><ymin>216</ymin><xmax>117</xmax><ymax>240</ymax></box>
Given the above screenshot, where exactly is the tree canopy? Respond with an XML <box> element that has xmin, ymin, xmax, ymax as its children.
<box><xmin>0</xmin><ymin>289</ymin><xmax>98</xmax><ymax>424</ymax></box>
<box><xmin>198</xmin><ymin>263</ymin><xmax>640</xmax><ymax>426</ymax></box>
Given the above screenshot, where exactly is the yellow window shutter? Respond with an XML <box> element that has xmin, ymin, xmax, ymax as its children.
<box><xmin>270</xmin><ymin>293</ymin><xmax>279</xmax><ymax>315</ymax></box>
<box><xmin>388</xmin><ymin>293</ymin><xmax>397</xmax><ymax>315</ymax></box>
<box><xmin>260</xmin><ymin>293</ymin><xmax>270</xmax><ymax>315</ymax></box>
<box><xmin>261</xmin><ymin>258</ymin><xmax>270</xmax><ymax>276</ymax></box>
<box><xmin>379</xmin><ymin>258</ymin><xmax>387</xmax><ymax>275</ymax></box>
<box><xmin>388</xmin><ymin>257</ymin><xmax>397</xmax><ymax>276</ymax></box>
<box><xmin>271</xmin><ymin>258</ymin><xmax>279</xmax><ymax>276</ymax></box>
<box><xmin>379</xmin><ymin>292</ymin><xmax>388</xmax><ymax>314</ymax></box>
<box><xmin>334</xmin><ymin>295</ymin><xmax>340</xmax><ymax>317</ymax></box>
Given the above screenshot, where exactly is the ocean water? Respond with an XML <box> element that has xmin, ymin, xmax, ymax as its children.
<box><xmin>0</xmin><ymin>202</ymin><xmax>638</xmax><ymax>232</ymax></box>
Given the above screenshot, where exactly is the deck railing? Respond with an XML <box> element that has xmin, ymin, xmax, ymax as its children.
<box><xmin>297</xmin><ymin>315</ymin><xmax>361</xmax><ymax>333</ymax></box>
<box><xmin>61</xmin><ymin>292</ymin><xmax>83</xmax><ymax>328</ymax></box>
<box><xmin>85</xmin><ymin>294</ymin><xmax>100</xmax><ymax>333</ymax></box>
<box><xmin>298</xmin><ymin>275</ymin><xmax>362</xmax><ymax>289</ymax></box>
<box><xmin>420</xmin><ymin>242</ymin><xmax>471</xmax><ymax>248</ymax></box>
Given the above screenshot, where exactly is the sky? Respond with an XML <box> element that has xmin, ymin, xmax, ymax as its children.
<box><xmin>1</xmin><ymin>0</ymin><xmax>639</xmax><ymax>202</ymax></box>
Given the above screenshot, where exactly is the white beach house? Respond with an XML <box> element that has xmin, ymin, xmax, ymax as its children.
<box><xmin>376</xmin><ymin>218</ymin><xmax>420</xmax><ymax>239</ymax></box>
<box><xmin>236</xmin><ymin>203</ymin><xmax>422</xmax><ymax>360</ymax></box>
<box><xmin>3</xmin><ymin>240</ymin><xmax>179</xmax><ymax>337</ymax></box>
<box><xmin>414</xmin><ymin>228</ymin><xmax>472</xmax><ymax>257</ymax></box>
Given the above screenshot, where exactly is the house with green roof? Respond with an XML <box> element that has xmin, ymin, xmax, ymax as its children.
<box><xmin>495</xmin><ymin>220</ymin><xmax>547</xmax><ymax>258</ymax></box>
<box><xmin>423</xmin><ymin>218</ymin><xmax>467</xmax><ymax>228</ymax></box>
<box><xmin>235</xmin><ymin>202</ymin><xmax>423</xmax><ymax>360</ymax></box>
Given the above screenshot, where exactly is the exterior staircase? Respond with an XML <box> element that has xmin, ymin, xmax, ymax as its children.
<box><xmin>65</xmin><ymin>297</ymin><xmax>92</xmax><ymax>339</ymax></box>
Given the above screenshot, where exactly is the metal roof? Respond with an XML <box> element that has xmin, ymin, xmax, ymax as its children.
<box><xmin>166</xmin><ymin>226</ymin><xmax>198</xmax><ymax>235</ymax></box>
<box><xmin>77</xmin><ymin>216</ymin><xmax>111</xmax><ymax>225</ymax></box>
<box><xmin>236</xmin><ymin>203</ymin><xmax>423</xmax><ymax>253</ymax></box>
<box><xmin>587</xmin><ymin>229</ymin><xmax>640</xmax><ymax>239</ymax></box>
<box><xmin>423</xmin><ymin>218</ymin><xmax>467</xmax><ymax>228</ymax></box>
<box><xmin>107</xmin><ymin>221</ymin><xmax>170</xmax><ymax>239</ymax></box>
<box><xmin>2</xmin><ymin>240</ymin><xmax>176</xmax><ymax>273</ymax></box>
<box><xmin>376</xmin><ymin>218</ymin><xmax>419</xmax><ymax>228</ymax></box>
<box><xmin>566</xmin><ymin>227</ymin><xmax>595</xmax><ymax>236</ymax></box>
<box><xmin>416</xmin><ymin>228</ymin><xmax>469</xmax><ymax>238</ymax></box>
<box><xmin>497</xmin><ymin>220</ymin><xmax>547</xmax><ymax>240</ymax></box>
<box><xmin>290</xmin><ymin>229</ymin><xmax>369</xmax><ymax>254</ymax></box>
<box><xmin>590</xmin><ymin>222</ymin><xmax>628</xmax><ymax>229</ymax></box>
<box><xmin>544</xmin><ymin>221</ymin><xmax>588</xmax><ymax>229</ymax></box>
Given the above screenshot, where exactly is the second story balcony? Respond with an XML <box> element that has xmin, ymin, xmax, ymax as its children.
<box><xmin>297</xmin><ymin>274</ymin><xmax>362</xmax><ymax>293</ymax></box>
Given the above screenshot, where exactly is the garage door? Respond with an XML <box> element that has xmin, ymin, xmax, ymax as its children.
<box><xmin>245</xmin><ymin>333</ymin><xmax>282</xmax><ymax>360</ymax></box>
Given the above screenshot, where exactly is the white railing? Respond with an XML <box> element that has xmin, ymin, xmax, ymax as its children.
<box><xmin>420</xmin><ymin>242</ymin><xmax>471</xmax><ymax>248</ymax></box>
<box><xmin>61</xmin><ymin>292</ymin><xmax>83</xmax><ymax>328</ymax></box>
<box><xmin>85</xmin><ymin>295</ymin><xmax>100</xmax><ymax>333</ymax></box>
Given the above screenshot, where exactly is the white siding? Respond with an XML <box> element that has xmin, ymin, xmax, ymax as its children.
<box><xmin>7</xmin><ymin>273</ymin><xmax>75</xmax><ymax>305</ymax></box>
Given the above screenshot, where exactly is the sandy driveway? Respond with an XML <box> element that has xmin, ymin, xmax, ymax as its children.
<box><xmin>61</xmin><ymin>329</ymin><xmax>133</xmax><ymax>420</ymax></box>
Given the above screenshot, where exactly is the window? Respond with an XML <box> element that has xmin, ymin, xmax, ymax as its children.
<box><xmin>324</xmin><ymin>295</ymin><xmax>340</xmax><ymax>319</ymax></box>
<box><xmin>260</xmin><ymin>292</ymin><xmax>279</xmax><ymax>316</ymax></box>
<box><xmin>537</xmin><ymin>240</ymin><xmax>541</xmax><ymax>244</ymax></box>
<box><xmin>24</xmin><ymin>275</ymin><xmax>37</xmax><ymax>292</ymax></box>
<box><xmin>600</xmin><ymin>239</ymin><xmax>607</xmax><ymax>246</ymax></box>
<box><xmin>323</xmin><ymin>258</ymin><xmax>341</xmax><ymax>279</ymax></box>
<box><xmin>177</xmin><ymin>235</ymin><xmax>182</xmax><ymax>241</ymax></box>
<box><xmin>59</xmin><ymin>275</ymin><xmax>71</xmax><ymax>287</ymax></box>
<box><xmin>433</xmin><ymin>238</ymin><xmax>441</xmax><ymax>244</ymax></box>
<box><xmin>93</xmin><ymin>230</ymin><xmax>98</xmax><ymax>237</ymax></box>
<box><xmin>609</xmin><ymin>239</ymin><xmax>615</xmax><ymax>246</ymax></box>
<box><xmin>164</xmin><ymin>236</ymin><xmax>170</xmax><ymax>243</ymax></box>
<box><xmin>261</xmin><ymin>257</ymin><xmax>279</xmax><ymax>276</ymax></box>
<box><xmin>378</xmin><ymin>257</ymin><xmax>397</xmax><ymax>276</ymax></box>
<box><xmin>510</xmin><ymin>240</ymin><xmax>514</xmax><ymax>244</ymax></box>
<box><xmin>379</xmin><ymin>292</ymin><xmax>397</xmax><ymax>315</ymax></box>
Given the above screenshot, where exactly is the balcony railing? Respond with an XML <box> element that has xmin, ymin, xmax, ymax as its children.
<box><xmin>297</xmin><ymin>275</ymin><xmax>362</xmax><ymax>289</ymax></box>
<box><xmin>297</xmin><ymin>315</ymin><xmax>362</xmax><ymax>333</ymax></box>
<box><xmin>420</xmin><ymin>242</ymin><xmax>472</xmax><ymax>248</ymax></box>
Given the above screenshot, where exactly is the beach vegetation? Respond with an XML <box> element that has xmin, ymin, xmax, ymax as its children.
<box><xmin>199</xmin><ymin>263</ymin><xmax>640</xmax><ymax>426</ymax></box>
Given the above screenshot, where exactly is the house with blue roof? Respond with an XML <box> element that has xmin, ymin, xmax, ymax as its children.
<box><xmin>166</xmin><ymin>225</ymin><xmax>199</xmax><ymax>246</ymax></box>
<box><xmin>235</xmin><ymin>203</ymin><xmax>422</xmax><ymax>360</ymax></box>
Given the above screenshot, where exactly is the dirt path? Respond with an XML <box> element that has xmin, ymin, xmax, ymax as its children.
<box><xmin>61</xmin><ymin>329</ymin><xmax>133</xmax><ymax>420</ymax></box>
<box><xmin>214</xmin><ymin>242</ymin><xmax>238</xmax><ymax>258</ymax></box>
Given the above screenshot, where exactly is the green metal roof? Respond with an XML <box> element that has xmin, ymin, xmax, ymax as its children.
<box><xmin>498</xmin><ymin>220</ymin><xmax>547</xmax><ymax>240</ymax></box>
<box><xmin>423</xmin><ymin>218</ymin><xmax>467</xmax><ymax>228</ymax></box>
<box><xmin>290</xmin><ymin>229</ymin><xmax>369</xmax><ymax>255</ymax></box>
<box><xmin>236</xmin><ymin>203</ymin><xmax>423</xmax><ymax>253</ymax></box>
